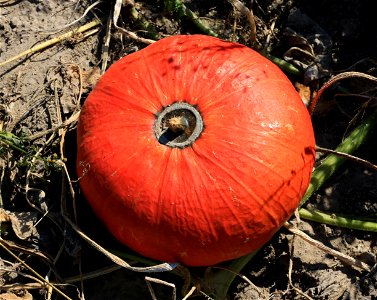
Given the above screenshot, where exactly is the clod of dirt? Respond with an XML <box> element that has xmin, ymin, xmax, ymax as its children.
<box><xmin>0</xmin><ymin>208</ymin><xmax>39</xmax><ymax>240</ymax></box>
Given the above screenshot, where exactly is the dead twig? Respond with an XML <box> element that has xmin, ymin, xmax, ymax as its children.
<box><xmin>145</xmin><ymin>277</ymin><xmax>176</xmax><ymax>300</ymax></box>
<box><xmin>316</xmin><ymin>146</ymin><xmax>377</xmax><ymax>171</ymax></box>
<box><xmin>101</xmin><ymin>9</ymin><xmax>113</xmax><ymax>74</ymax></box>
<box><xmin>284</xmin><ymin>222</ymin><xmax>371</xmax><ymax>272</ymax></box>
<box><xmin>26</xmin><ymin>111</ymin><xmax>80</xmax><ymax>141</ymax></box>
<box><xmin>64</xmin><ymin>265</ymin><xmax>123</xmax><ymax>284</ymax></box>
<box><xmin>0</xmin><ymin>239</ymin><xmax>73</xmax><ymax>300</ymax></box>
<box><xmin>41</xmin><ymin>1</ymin><xmax>103</xmax><ymax>34</ymax></box>
<box><xmin>227</xmin><ymin>0</ymin><xmax>256</xmax><ymax>46</ymax></box>
<box><xmin>0</xmin><ymin>19</ymin><xmax>101</xmax><ymax>67</ymax></box>
<box><xmin>182</xmin><ymin>286</ymin><xmax>197</xmax><ymax>300</ymax></box>
<box><xmin>287</xmin><ymin>236</ymin><xmax>314</xmax><ymax>300</ymax></box>
<box><xmin>113</xmin><ymin>0</ymin><xmax>155</xmax><ymax>44</ymax></box>
<box><xmin>0</xmin><ymin>238</ymin><xmax>54</xmax><ymax>267</ymax></box>
<box><xmin>309</xmin><ymin>72</ymin><xmax>377</xmax><ymax>115</ymax></box>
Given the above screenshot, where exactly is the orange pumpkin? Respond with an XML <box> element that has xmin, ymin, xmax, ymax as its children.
<box><xmin>77</xmin><ymin>35</ymin><xmax>315</xmax><ymax>266</ymax></box>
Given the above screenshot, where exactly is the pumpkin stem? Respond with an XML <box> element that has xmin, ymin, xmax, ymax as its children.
<box><xmin>167</xmin><ymin>116</ymin><xmax>189</xmax><ymax>133</ymax></box>
<box><xmin>154</xmin><ymin>102</ymin><xmax>204</xmax><ymax>148</ymax></box>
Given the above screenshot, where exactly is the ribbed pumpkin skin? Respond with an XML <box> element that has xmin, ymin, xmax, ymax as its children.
<box><xmin>77</xmin><ymin>35</ymin><xmax>315</xmax><ymax>266</ymax></box>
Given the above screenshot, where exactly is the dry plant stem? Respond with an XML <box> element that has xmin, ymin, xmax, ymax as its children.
<box><xmin>316</xmin><ymin>146</ymin><xmax>377</xmax><ymax>171</ymax></box>
<box><xmin>46</xmin><ymin>239</ymin><xmax>66</xmax><ymax>287</ymax></box>
<box><xmin>58</xmin><ymin>126</ymin><xmax>84</xmax><ymax>296</ymax></box>
<box><xmin>284</xmin><ymin>222</ymin><xmax>371</xmax><ymax>271</ymax></box>
<box><xmin>0</xmin><ymin>239</ymin><xmax>73</xmax><ymax>300</ymax></box>
<box><xmin>227</xmin><ymin>0</ymin><xmax>256</xmax><ymax>46</ymax></box>
<box><xmin>70</xmin><ymin>64</ymin><xmax>83</xmax><ymax>112</ymax></box>
<box><xmin>101</xmin><ymin>10</ymin><xmax>113</xmax><ymax>74</ymax></box>
<box><xmin>0</xmin><ymin>269</ymin><xmax>47</xmax><ymax>290</ymax></box>
<box><xmin>64</xmin><ymin>265</ymin><xmax>122</xmax><ymax>283</ymax></box>
<box><xmin>0</xmin><ymin>167</ymin><xmax>5</xmax><ymax>207</ymax></box>
<box><xmin>0</xmin><ymin>154</ymin><xmax>11</xmax><ymax>203</ymax></box>
<box><xmin>287</xmin><ymin>236</ymin><xmax>313</xmax><ymax>300</ymax></box>
<box><xmin>113</xmin><ymin>0</ymin><xmax>155</xmax><ymax>44</ymax></box>
<box><xmin>0</xmin><ymin>19</ymin><xmax>101</xmax><ymax>67</ymax></box>
<box><xmin>5</xmin><ymin>91</ymin><xmax>47</xmax><ymax>132</ymax></box>
<box><xmin>62</xmin><ymin>200</ymin><xmax>177</xmax><ymax>272</ymax></box>
<box><xmin>182</xmin><ymin>286</ymin><xmax>197</xmax><ymax>300</ymax></box>
<box><xmin>0</xmin><ymin>281</ymin><xmax>76</xmax><ymax>294</ymax></box>
<box><xmin>0</xmin><ymin>238</ymin><xmax>53</xmax><ymax>266</ymax></box>
<box><xmin>263</xmin><ymin>18</ymin><xmax>277</xmax><ymax>50</ymax></box>
<box><xmin>25</xmin><ymin>133</ymin><xmax>55</xmax><ymax>214</ymax></box>
<box><xmin>309</xmin><ymin>71</ymin><xmax>377</xmax><ymax>115</ymax></box>
<box><xmin>199</xmin><ymin>291</ymin><xmax>215</xmax><ymax>300</ymax></box>
<box><xmin>42</xmin><ymin>0</ymin><xmax>103</xmax><ymax>34</ymax></box>
<box><xmin>53</xmin><ymin>80</ymin><xmax>64</xmax><ymax>155</ymax></box>
<box><xmin>145</xmin><ymin>277</ymin><xmax>176</xmax><ymax>300</ymax></box>
<box><xmin>0</xmin><ymin>282</ymin><xmax>45</xmax><ymax>291</ymax></box>
<box><xmin>26</xmin><ymin>111</ymin><xmax>80</xmax><ymax>141</ymax></box>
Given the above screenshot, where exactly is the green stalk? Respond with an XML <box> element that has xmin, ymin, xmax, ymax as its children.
<box><xmin>0</xmin><ymin>132</ymin><xmax>28</xmax><ymax>154</ymax></box>
<box><xmin>300</xmin><ymin>109</ymin><xmax>377</xmax><ymax>206</ymax></box>
<box><xmin>264</xmin><ymin>53</ymin><xmax>302</xmax><ymax>76</ymax></box>
<box><xmin>299</xmin><ymin>208</ymin><xmax>377</xmax><ymax>232</ymax></box>
<box><xmin>164</xmin><ymin>0</ymin><xmax>218</xmax><ymax>37</ymax></box>
<box><xmin>128</xmin><ymin>7</ymin><xmax>159</xmax><ymax>40</ymax></box>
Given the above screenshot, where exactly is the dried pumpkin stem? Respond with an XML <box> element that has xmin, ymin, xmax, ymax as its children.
<box><xmin>154</xmin><ymin>102</ymin><xmax>204</xmax><ymax>148</ymax></box>
<box><xmin>167</xmin><ymin>116</ymin><xmax>189</xmax><ymax>133</ymax></box>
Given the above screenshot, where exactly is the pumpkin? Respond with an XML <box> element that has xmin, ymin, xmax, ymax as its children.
<box><xmin>76</xmin><ymin>35</ymin><xmax>315</xmax><ymax>266</ymax></box>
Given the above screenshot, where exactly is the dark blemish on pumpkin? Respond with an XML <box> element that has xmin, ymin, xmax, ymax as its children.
<box><xmin>305</xmin><ymin>146</ymin><xmax>315</xmax><ymax>155</ymax></box>
<box><xmin>167</xmin><ymin>57</ymin><xmax>174</xmax><ymax>63</ymax></box>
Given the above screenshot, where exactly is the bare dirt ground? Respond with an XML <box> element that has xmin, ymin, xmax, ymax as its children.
<box><xmin>0</xmin><ymin>1</ymin><xmax>376</xmax><ymax>299</ymax></box>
